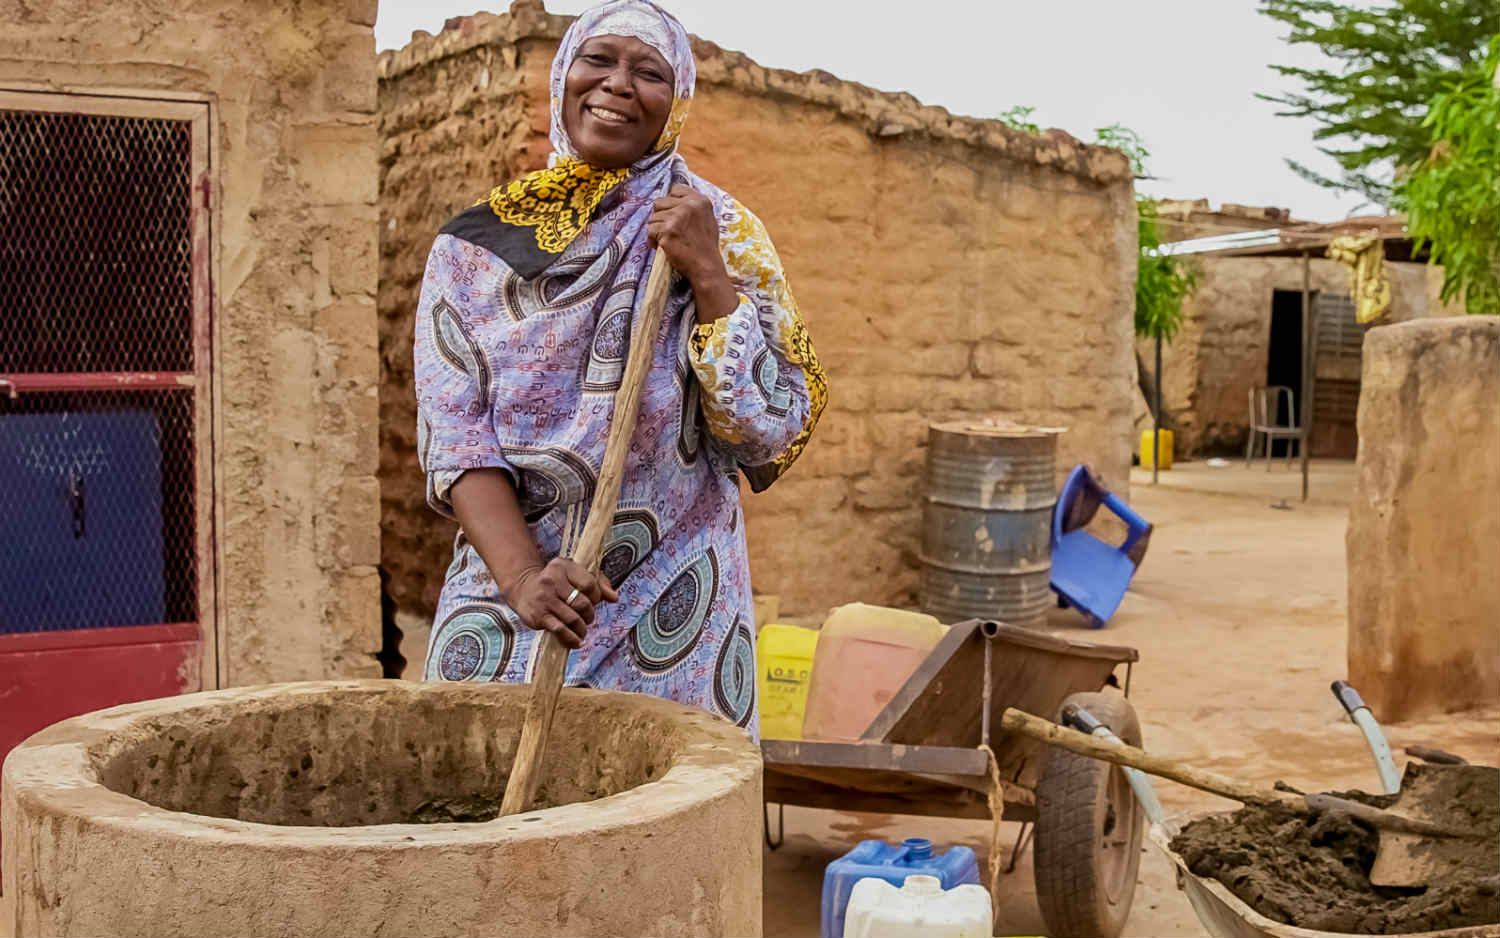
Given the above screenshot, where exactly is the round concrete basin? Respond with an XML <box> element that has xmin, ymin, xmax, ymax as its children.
<box><xmin>1</xmin><ymin>680</ymin><xmax>762</xmax><ymax>937</ymax></box>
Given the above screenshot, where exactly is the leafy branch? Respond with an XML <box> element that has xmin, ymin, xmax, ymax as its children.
<box><xmin>1258</xmin><ymin>0</ymin><xmax>1499</xmax><ymax>208</ymax></box>
<box><xmin>1394</xmin><ymin>36</ymin><xmax>1500</xmax><ymax>316</ymax></box>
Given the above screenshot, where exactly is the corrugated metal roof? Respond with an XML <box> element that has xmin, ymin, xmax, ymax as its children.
<box><xmin>1158</xmin><ymin>215</ymin><xmax>1413</xmax><ymax>259</ymax></box>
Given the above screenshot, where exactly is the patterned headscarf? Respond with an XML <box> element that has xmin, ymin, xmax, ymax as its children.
<box><xmin>480</xmin><ymin>0</ymin><xmax>694</xmax><ymax>278</ymax></box>
<box><xmin>433</xmin><ymin>0</ymin><xmax>824</xmax><ymax>501</ymax></box>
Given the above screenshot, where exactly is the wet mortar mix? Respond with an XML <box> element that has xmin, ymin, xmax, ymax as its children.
<box><xmin>1171</xmin><ymin>781</ymin><xmax>1500</xmax><ymax>935</ymax></box>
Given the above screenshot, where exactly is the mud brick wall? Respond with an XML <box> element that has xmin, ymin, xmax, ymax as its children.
<box><xmin>1347</xmin><ymin>316</ymin><xmax>1500</xmax><ymax>722</ymax></box>
<box><xmin>377</xmin><ymin>0</ymin><xmax>1137</xmax><ymax>625</ymax></box>
<box><xmin>0</xmin><ymin>0</ymin><xmax>383</xmax><ymax>683</ymax></box>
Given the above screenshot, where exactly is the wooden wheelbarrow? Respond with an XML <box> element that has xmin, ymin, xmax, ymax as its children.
<box><xmin>761</xmin><ymin>618</ymin><xmax>1144</xmax><ymax>938</ymax></box>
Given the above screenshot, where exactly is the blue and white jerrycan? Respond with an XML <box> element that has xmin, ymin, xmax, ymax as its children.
<box><xmin>821</xmin><ymin>837</ymin><xmax>980</xmax><ymax>938</ymax></box>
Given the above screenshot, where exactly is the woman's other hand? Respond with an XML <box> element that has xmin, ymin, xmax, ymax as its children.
<box><xmin>649</xmin><ymin>185</ymin><xmax>737</xmax><ymax>322</ymax></box>
<box><xmin>504</xmin><ymin>558</ymin><xmax>619</xmax><ymax>649</ymax></box>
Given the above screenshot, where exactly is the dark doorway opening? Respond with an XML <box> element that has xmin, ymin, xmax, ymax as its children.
<box><xmin>1264</xmin><ymin>290</ymin><xmax>1304</xmax><ymax>457</ymax></box>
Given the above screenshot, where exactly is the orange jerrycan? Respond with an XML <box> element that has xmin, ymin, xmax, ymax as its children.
<box><xmin>801</xmin><ymin>603</ymin><xmax>946</xmax><ymax>742</ymax></box>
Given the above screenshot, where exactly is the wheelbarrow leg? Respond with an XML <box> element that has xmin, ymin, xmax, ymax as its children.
<box><xmin>1005</xmin><ymin>821</ymin><xmax>1034</xmax><ymax>874</ymax></box>
<box><xmin>763</xmin><ymin>801</ymin><xmax>785</xmax><ymax>851</ymax></box>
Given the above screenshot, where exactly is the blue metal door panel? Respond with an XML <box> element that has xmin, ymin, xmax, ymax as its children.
<box><xmin>0</xmin><ymin>409</ymin><xmax>166</xmax><ymax>633</ymax></box>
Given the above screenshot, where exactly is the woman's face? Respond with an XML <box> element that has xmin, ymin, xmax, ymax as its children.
<box><xmin>562</xmin><ymin>35</ymin><xmax>675</xmax><ymax>169</ymax></box>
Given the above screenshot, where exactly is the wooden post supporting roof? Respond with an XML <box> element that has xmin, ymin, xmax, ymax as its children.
<box><xmin>1301</xmin><ymin>251</ymin><xmax>1312</xmax><ymax>501</ymax></box>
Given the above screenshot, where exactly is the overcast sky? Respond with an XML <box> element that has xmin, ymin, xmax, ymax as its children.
<box><xmin>375</xmin><ymin>1</ymin><xmax>1386</xmax><ymax>225</ymax></box>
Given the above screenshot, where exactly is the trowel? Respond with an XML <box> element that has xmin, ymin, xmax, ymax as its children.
<box><xmin>1368</xmin><ymin>760</ymin><xmax>1500</xmax><ymax>887</ymax></box>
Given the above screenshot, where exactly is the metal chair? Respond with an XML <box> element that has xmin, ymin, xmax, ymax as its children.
<box><xmin>1246</xmin><ymin>385</ymin><xmax>1302</xmax><ymax>470</ymax></box>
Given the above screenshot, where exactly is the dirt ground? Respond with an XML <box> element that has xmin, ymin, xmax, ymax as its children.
<box><xmin>762</xmin><ymin>461</ymin><xmax>1500</xmax><ymax>938</ymax></box>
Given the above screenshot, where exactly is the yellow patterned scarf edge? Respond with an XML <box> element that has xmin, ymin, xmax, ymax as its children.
<box><xmin>478</xmin><ymin>160</ymin><xmax>631</xmax><ymax>255</ymax></box>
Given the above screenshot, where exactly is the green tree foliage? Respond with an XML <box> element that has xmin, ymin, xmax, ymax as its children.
<box><xmin>1395</xmin><ymin>38</ymin><xmax>1500</xmax><ymax>316</ymax></box>
<box><xmin>997</xmin><ymin>105</ymin><xmax>1040</xmax><ymax>135</ymax></box>
<box><xmin>1095</xmin><ymin>124</ymin><xmax>1150</xmax><ymax>177</ymax></box>
<box><xmin>1136</xmin><ymin>200</ymin><xmax>1199</xmax><ymax>341</ymax></box>
<box><xmin>1092</xmin><ymin>124</ymin><xmax>1200</xmax><ymax>340</ymax></box>
<box><xmin>1259</xmin><ymin>0</ymin><xmax>1499</xmax><ymax>207</ymax></box>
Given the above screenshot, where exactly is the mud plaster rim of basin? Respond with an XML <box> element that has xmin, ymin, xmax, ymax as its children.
<box><xmin>1</xmin><ymin>679</ymin><xmax>762</xmax><ymax>850</ymax></box>
<box><xmin>1149</xmin><ymin>811</ymin><xmax>1500</xmax><ymax>938</ymax></box>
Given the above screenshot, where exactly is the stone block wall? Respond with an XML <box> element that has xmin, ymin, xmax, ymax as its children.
<box><xmin>1346</xmin><ymin>317</ymin><xmax>1500</xmax><ymax>721</ymax></box>
<box><xmin>1139</xmin><ymin>255</ymin><xmax>1452</xmax><ymax>458</ymax></box>
<box><xmin>0</xmin><ymin>0</ymin><xmax>384</xmax><ymax>683</ymax></box>
<box><xmin>377</xmin><ymin>1</ymin><xmax>1137</xmax><ymax>622</ymax></box>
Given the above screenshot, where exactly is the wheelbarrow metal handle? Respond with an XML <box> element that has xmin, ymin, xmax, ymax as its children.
<box><xmin>1063</xmin><ymin>704</ymin><xmax>1166</xmax><ymax>826</ymax></box>
<box><xmin>1330</xmin><ymin>680</ymin><xmax>1402</xmax><ymax>795</ymax></box>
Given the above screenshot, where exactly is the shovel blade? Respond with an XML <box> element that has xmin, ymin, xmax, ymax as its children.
<box><xmin>1370</xmin><ymin>829</ymin><xmax>1485</xmax><ymax>887</ymax></box>
<box><xmin>1370</xmin><ymin>762</ymin><xmax>1500</xmax><ymax>888</ymax></box>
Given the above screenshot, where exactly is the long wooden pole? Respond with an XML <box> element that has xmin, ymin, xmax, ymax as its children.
<box><xmin>1153</xmin><ymin>331</ymin><xmax>1162</xmax><ymax>484</ymax></box>
<box><xmin>1300</xmin><ymin>250</ymin><xmax>1312</xmax><ymax>502</ymax></box>
<box><xmin>499</xmin><ymin>253</ymin><xmax>674</xmax><ymax>817</ymax></box>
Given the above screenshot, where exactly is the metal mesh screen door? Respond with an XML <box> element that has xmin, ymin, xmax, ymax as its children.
<box><xmin>0</xmin><ymin>91</ymin><xmax>215</xmax><ymax>777</ymax></box>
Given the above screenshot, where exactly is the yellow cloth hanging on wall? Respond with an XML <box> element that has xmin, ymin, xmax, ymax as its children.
<box><xmin>1327</xmin><ymin>233</ymin><xmax>1393</xmax><ymax>323</ymax></box>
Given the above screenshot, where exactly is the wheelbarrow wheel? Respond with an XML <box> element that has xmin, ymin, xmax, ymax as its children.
<box><xmin>1033</xmin><ymin>691</ymin><xmax>1144</xmax><ymax>938</ymax></box>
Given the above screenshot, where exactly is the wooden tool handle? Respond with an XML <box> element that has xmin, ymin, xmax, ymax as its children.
<box><xmin>1001</xmin><ymin>708</ymin><xmax>1299</xmax><ymax>808</ymax></box>
<box><xmin>1001</xmin><ymin>708</ymin><xmax>1477</xmax><ymax>838</ymax></box>
<box><xmin>499</xmin><ymin>253</ymin><xmax>674</xmax><ymax>817</ymax></box>
<box><xmin>1302</xmin><ymin>793</ymin><xmax>1478</xmax><ymax>839</ymax></box>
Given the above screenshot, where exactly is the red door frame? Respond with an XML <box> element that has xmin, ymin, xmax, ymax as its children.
<box><xmin>0</xmin><ymin>90</ymin><xmax>217</xmax><ymax>821</ymax></box>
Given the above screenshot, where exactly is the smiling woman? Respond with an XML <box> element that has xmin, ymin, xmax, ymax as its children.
<box><xmin>565</xmin><ymin>34</ymin><xmax>674</xmax><ymax>168</ymax></box>
<box><xmin>413</xmin><ymin>0</ymin><xmax>827</xmax><ymax>736</ymax></box>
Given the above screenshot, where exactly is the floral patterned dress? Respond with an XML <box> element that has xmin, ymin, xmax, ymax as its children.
<box><xmin>415</xmin><ymin>184</ymin><xmax>825</xmax><ymax>736</ymax></box>
<box><xmin>414</xmin><ymin>0</ymin><xmax>826</xmax><ymax>736</ymax></box>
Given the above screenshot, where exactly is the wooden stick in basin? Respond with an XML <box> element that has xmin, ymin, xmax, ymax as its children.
<box><xmin>499</xmin><ymin>253</ymin><xmax>673</xmax><ymax>817</ymax></box>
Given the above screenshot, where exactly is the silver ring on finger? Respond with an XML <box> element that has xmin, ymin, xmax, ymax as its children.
<box><xmin>565</xmin><ymin>588</ymin><xmax>581</xmax><ymax>608</ymax></box>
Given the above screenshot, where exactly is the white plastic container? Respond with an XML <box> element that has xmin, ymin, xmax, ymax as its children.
<box><xmin>842</xmin><ymin>874</ymin><xmax>993</xmax><ymax>938</ymax></box>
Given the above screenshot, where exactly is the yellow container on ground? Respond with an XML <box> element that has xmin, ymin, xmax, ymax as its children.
<box><xmin>1139</xmin><ymin>428</ymin><xmax>1174</xmax><ymax>470</ymax></box>
<box><xmin>756</xmin><ymin>623</ymin><xmax>819</xmax><ymax>739</ymax></box>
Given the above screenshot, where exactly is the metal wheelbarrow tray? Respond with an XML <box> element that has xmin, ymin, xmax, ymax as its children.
<box><xmin>761</xmin><ymin>618</ymin><xmax>1144</xmax><ymax>937</ymax></box>
<box><xmin>1149</xmin><ymin>812</ymin><xmax>1500</xmax><ymax>938</ymax></box>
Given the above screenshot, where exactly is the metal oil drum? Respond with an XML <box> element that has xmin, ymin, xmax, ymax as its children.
<box><xmin>918</xmin><ymin>422</ymin><xmax>1062</xmax><ymax>627</ymax></box>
